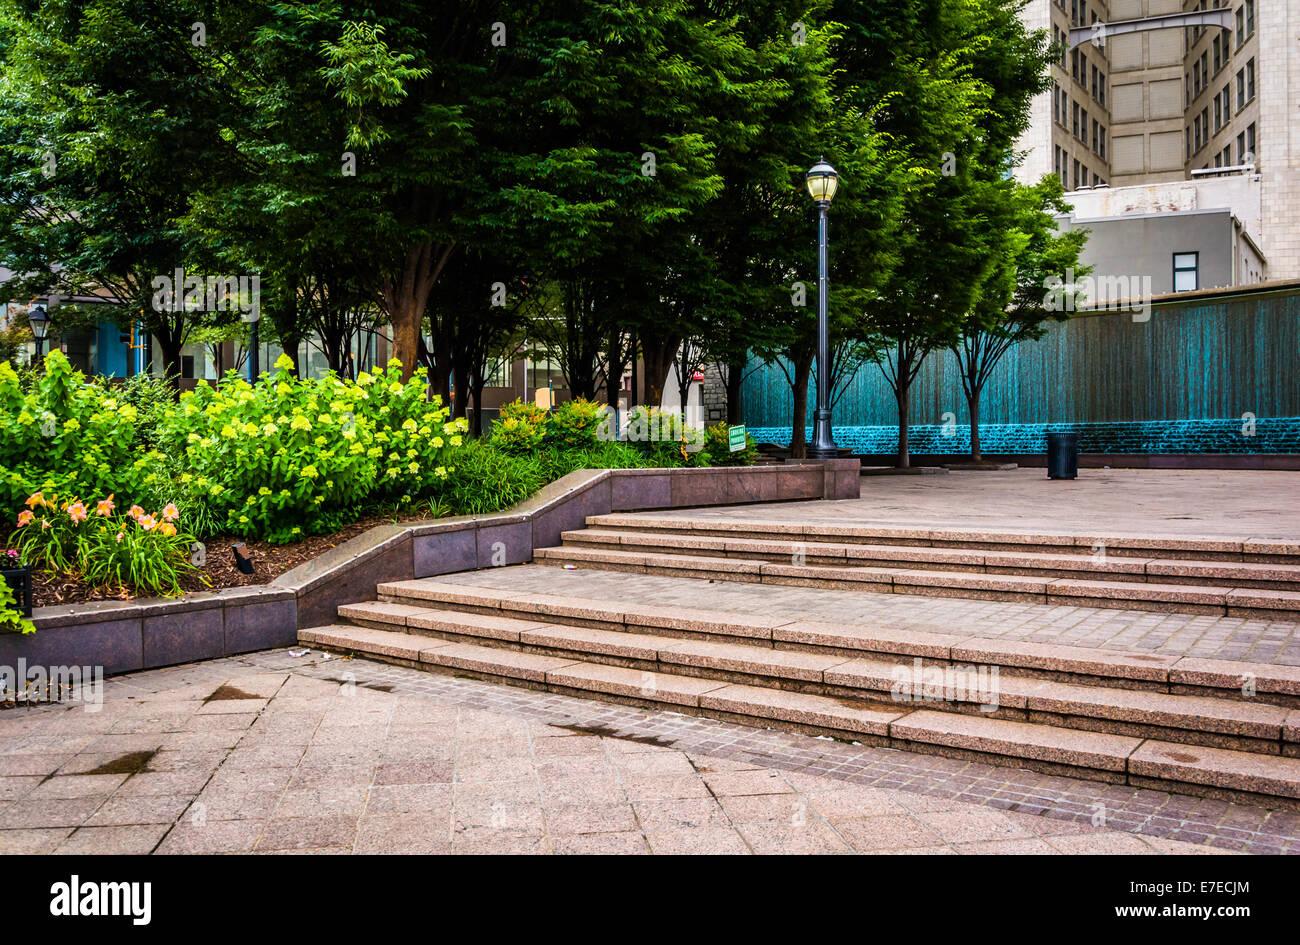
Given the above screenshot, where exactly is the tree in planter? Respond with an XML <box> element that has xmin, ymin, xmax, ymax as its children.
<box><xmin>951</xmin><ymin>176</ymin><xmax>1089</xmax><ymax>461</ymax></box>
<box><xmin>0</xmin><ymin>0</ymin><xmax>245</xmax><ymax>389</ymax></box>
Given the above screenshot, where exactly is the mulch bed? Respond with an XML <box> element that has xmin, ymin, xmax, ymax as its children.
<box><xmin>29</xmin><ymin>513</ymin><xmax>435</xmax><ymax>608</ymax></box>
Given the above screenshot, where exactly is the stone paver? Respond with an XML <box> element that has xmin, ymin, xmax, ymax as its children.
<box><xmin>1</xmin><ymin>649</ymin><xmax>1290</xmax><ymax>854</ymax></box>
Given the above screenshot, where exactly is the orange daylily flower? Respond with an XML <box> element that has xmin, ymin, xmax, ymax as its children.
<box><xmin>24</xmin><ymin>492</ymin><xmax>44</xmax><ymax>509</ymax></box>
<box><xmin>96</xmin><ymin>495</ymin><xmax>115</xmax><ymax>517</ymax></box>
<box><xmin>16</xmin><ymin>510</ymin><xmax>33</xmax><ymax>527</ymax></box>
<box><xmin>161</xmin><ymin>503</ymin><xmax>179</xmax><ymax>522</ymax></box>
<box><xmin>67</xmin><ymin>502</ymin><xmax>88</xmax><ymax>523</ymax></box>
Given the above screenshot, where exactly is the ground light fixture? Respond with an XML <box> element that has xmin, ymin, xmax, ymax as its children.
<box><xmin>805</xmin><ymin>157</ymin><xmax>839</xmax><ymax>459</ymax></box>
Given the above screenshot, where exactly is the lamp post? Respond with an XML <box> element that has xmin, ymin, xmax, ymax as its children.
<box><xmin>805</xmin><ymin>157</ymin><xmax>840</xmax><ymax>459</ymax></box>
<box><xmin>27</xmin><ymin>304</ymin><xmax>51</xmax><ymax>367</ymax></box>
<box><xmin>244</xmin><ymin>308</ymin><xmax>260</xmax><ymax>383</ymax></box>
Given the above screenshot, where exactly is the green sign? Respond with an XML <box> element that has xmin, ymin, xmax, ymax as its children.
<box><xmin>728</xmin><ymin>425</ymin><xmax>747</xmax><ymax>452</ymax></box>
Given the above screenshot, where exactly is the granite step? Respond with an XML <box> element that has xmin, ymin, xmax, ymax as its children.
<box><xmin>532</xmin><ymin>544</ymin><xmax>1300</xmax><ymax>619</ymax></box>
<box><xmin>374</xmin><ymin>578</ymin><xmax>1300</xmax><ymax>706</ymax></box>
<box><xmin>561</xmin><ymin>528</ymin><xmax>1300</xmax><ymax>588</ymax></box>
<box><xmin>299</xmin><ymin>622</ymin><xmax>1300</xmax><ymax>806</ymax></box>
<box><xmin>339</xmin><ymin>598</ymin><xmax>1299</xmax><ymax>754</ymax></box>
<box><xmin>584</xmin><ymin>514</ymin><xmax>1300</xmax><ymax>565</ymax></box>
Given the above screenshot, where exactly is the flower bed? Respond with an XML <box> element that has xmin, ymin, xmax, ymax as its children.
<box><xmin>1</xmin><ymin>351</ymin><xmax>756</xmax><ymax>618</ymax></box>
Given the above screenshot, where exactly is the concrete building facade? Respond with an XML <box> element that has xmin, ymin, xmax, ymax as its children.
<box><xmin>1017</xmin><ymin>0</ymin><xmax>1299</xmax><ymax>283</ymax></box>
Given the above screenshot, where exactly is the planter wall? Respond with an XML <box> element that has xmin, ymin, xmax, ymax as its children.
<box><xmin>6</xmin><ymin>460</ymin><xmax>858</xmax><ymax>677</ymax></box>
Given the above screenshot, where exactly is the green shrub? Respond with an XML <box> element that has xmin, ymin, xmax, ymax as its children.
<box><xmin>0</xmin><ymin>576</ymin><xmax>33</xmax><ymax>635</ymax></box>
<box><xmin>156</xmin><ymin>355</ymin><xmax>465</xmax><ymax>543</ymax></box>
<box><xmin>0</xmin><ymin>351</ymin><xmax>141</xmax><ymax>512</ymax></box>
<box><xmin>703</xmin><ymin>423</ymin><xmax>758</xmax><ymax>466</ymax></box>
<box><xmin>543</xmin><ymin>398</ymin><xmax>608</xmax><ymax>451</ymax></box>
<box><xmin>489</xmin><ymin>399</ymin><xmax>548</xmax><ymax>455</ymax></box>
<box><xmin>432</xmin><ymin>440</ymin><xmax>545</xmax><ymax>515</ymax></box>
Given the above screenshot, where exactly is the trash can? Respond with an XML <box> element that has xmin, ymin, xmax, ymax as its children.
<box><xmin>1047</xmin><ymin>432</ymin><xmax>1078</xmax><ymax>480</ymax></box>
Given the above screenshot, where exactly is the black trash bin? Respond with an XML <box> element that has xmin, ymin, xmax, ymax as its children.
<box><xmin>1047</xmin><ymin>432</ymin><xmax>1078</xmax><ymax>480</ymax></box>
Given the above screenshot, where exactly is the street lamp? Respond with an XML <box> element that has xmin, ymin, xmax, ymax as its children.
<box><xmin>27</xmin><ymin>304</ymin><xmax>51</xmax><ymax>367</ymax></box>
<box><xmin>805</xmin><ymin>157</ymin><xmax>840</xmax><ymax>459</ymax></box>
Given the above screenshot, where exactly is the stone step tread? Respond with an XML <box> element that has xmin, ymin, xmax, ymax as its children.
<box><xmin>572</xmin><ymin>528</ymin><xmax>1300</xmax><ymax>581</ymax></box>
<box><xmin>891</xmin><ymin>709</ymin><xmax>1141</xmax><ymax>772</ymax></box>
<box><xmin>335</xmin><ymin>604</ymin><xmax>1295</xmax><ymax>740</ymax></box>
<box><xmin>340</xmin><ymin>600</ymin><xmax>550</xmax><ymax>640</ymax></box>
<box><xmin>375</xmin><ymin>579</ymin><xmax>1300</xmax><ymax>694</ymax></box>
<box><xmin>1129</xmin><ymin>741</ymin><xmax>1300</xmax><ymax>799</ymax></box>
<box><xmin>566</xmin><ymin>528</ymin><xmax>1183</xmax><ymax>575</ymax></box>
<box><xmin>303</xmin><ymin>624</ymin><xmax>1300</xmax><ymax>793</ymax></box>
<box><xmin>583</xmin><ymin>514</ymin><xmax>1266</xmax><ymax>555</ymax></box>
<box><xmin>539</xmin><ymin>545</ymin><xmax>1289</xmax><ymax>606</ymax></box>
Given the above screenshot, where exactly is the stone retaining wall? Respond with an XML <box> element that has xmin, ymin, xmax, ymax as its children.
<box><xmin>2</xmin><ymin>461</ymin><xmax>858</xmax><ymax>677</ymax></box>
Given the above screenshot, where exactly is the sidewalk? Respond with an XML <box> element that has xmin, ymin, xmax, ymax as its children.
<box><xmin>0</xmin><ymin>650</ymin><xmax>1275</xmax><ymax>854</ymax></box>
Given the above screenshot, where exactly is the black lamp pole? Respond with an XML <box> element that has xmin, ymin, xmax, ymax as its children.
<box><xmin>27</xmin><ymin>304</ymin><xmax>50</xmax><ymax>368</ymax></box>
<box><xmin>805</xmin><ymin>158</ymin><xmax>840</xmax><ymax>459</ymax></box>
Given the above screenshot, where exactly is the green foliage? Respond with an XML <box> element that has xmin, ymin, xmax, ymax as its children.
<box><xmin>0</xmin><ymin>573</ymin><xmax>33</xmax><ymax>635</ymax></box>
<box><xmin>0</xmin><ymin>351</ymin><xmax>141</xmax><ymax>513</ymax></box>
<box><xmin>543</xmin><ymin>399</ymin><xmax>607</xmax><ymax>452</ymax></box>
<box><xmin>156</xmin><ymin>355</ymin><xmax>465</xmax><ymax>543</ymax></box>
<box><xmin>0</xmin><ymin>321</ymin><xmax>30</xmax><ymax>367</ymax></box>
<box><xmin>432</xmin><ymin>440</ymin><xmax>546</xmax><ymax>517</ymax></box>
<box><xmin>703</xmin><ymin>423</ymin><xmax>758</xmax><ymax>467</ymax></box>
<box><xmin>489</xmin><ymin>400</ymin><xmax>549</xmax><ymax>455</ymax></box>
<box><xmin>7</xmin><ymin>492</ymin><xmax>202</xmax><ymax>598</ymax></box>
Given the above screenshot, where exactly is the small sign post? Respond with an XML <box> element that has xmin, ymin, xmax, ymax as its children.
<box><xmin>728</xmin><ymin>425</ymin><xmax>747</xmax><ymax>453</ymax></box>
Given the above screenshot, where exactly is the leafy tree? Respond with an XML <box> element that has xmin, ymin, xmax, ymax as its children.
<box><xmin>951</xmin><ymin>175</ymin><xmax>1089</xmax><ymax>460</ymax></box>
<box><xmin>0</xmin><ymin>0</ymin><xmax>244</xmax><ymax>388</ymax></box>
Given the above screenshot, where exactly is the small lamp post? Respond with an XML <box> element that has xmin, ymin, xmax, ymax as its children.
<box><xmin>805</xmin><ymin>157</ymin><xmax>840</xmax><ymax>459</ymax></box>
<box><xmin>27</xmin><ymin>304</ymin><xmax>51</xmax><ymax>367</ymax></box>
<box><xmin>243</xmin><ymin>307</ymin><xmax>260</xmax><ymax>382</ymax></box>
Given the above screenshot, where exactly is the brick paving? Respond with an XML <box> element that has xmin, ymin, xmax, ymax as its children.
<box><xmin>3</xmin><ymin>648</ymin><xmax>1296</xmax><ymax>854</ymax></box>
<box><xmin>435</xmin><ymin>565</ymin><xmax>1300</xmax><ymax>665</ymax></box>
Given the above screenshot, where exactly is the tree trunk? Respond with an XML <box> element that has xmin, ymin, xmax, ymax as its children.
<box><xmin>789</xmin><ymin>352</ymin><xmax>812</xmax><ymax>459</ymax></box>
<box><xmin>641</xmin><ymin>335</ymin><xmax>679</xmax><ymax>407</ymax></box>
<box><xmin>895</xmin><ymin>381</ymin><xmax>911</xmax><ymax>469</ymax></box>
<box><xmin>281</xmin><ymin>336</ymin><xmax>302</xmax><ymax>376</ymax></box>
<box><xmin>725</xmin><ymin>357</ymin><xmax>745</xmax><ymax>424</ymax></box>
<box><xmin>453</xmin><ymin>368</ymin><xmax>470</xmax><ymax>421</ymax></box>
<box><xmin>967</xmin><ymin>384</ymin><xmax>983</xmax><ymax>462</ymax></box>
<box><xmin>157</xmin><ymin>336</ymin><xmax>183</xmax><ymax>394</ymax></box>
<box><xmin>381</xmin><ymin>242</ymin><xmax>454</xmax><ymax>381</ymax></box>
<box><xmin>471</xmin><ymin>379</ymin><xmax>486</xmax><ymax>437</ymax></box>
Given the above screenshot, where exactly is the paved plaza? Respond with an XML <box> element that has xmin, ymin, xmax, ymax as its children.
<box><xmin>2</xmin><ymin>648</ymin><xmax>1289</xmax><ymax>855</ymax></box>
<box><xmin>687</xmin><ymin>468</ymin><xmax>1300</xmax><ymax>540</ymax></box>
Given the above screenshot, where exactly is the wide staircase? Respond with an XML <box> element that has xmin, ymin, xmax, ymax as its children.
<box><xmin>300</xmin><ymin>514</ymin><xmax>1300</xmax><ymax>808</ymax></box>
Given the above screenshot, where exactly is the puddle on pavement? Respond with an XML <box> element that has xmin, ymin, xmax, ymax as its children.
<box><xmin>82</xmin><ymin>750</ymin><xmax>158</xmax><ymax>775</ymax></box>
<box><xmin>553</xmin><ymin>721</ymin><xmax>677</xmax><ymax>748</ymax></box>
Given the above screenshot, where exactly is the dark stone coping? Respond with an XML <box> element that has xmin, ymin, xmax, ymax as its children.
<box><xmin>9</xmin><ymin>462</ymin><xmax>856</xmax><ymax>676</ymax></box>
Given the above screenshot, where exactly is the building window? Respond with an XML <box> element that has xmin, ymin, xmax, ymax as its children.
<box><xmin>483</xmin><ymin>357</ymin><xmax>512</xmax><ymax>388</ymax></box>
<box><xmin>1221</xmin><ymin>86</ymin><xmax>1231</xmax><ymax>122</ymax></box>
<box><xmin>1173</xmin><ymin>253</ymin><xmax>1199</xmax><ymax>292</ymax></box>
<box><xmin>1081</xmin><ymin>109</ymin><xmax>1088</xmax><ymax>147</ymax></box>
<box><xmin>1246</xmin><ymin>0</ymin><xmax>1255</xmax><ymax>39</ymax></box>
<box><xmin>1214</xmin><ymin>96</ymin><xmax>1222</xmax><ymax>132</ymax></box>
<box><xmin>1072</xmin><ymin>101</ymin><xmax>1080</xmax><ymax>138</ymax></box>
<box><xmin>1246</xmin><ymin>122</ymin><xmax>1256</xmax><ymax>164</ymax></box>
<box><xmin>1099</xmin><ymin>71</ymin><xmax>1106</xmax><ymax>105</ymax></box>
<box><xmin>1187</xmin><ymin>127</ymin><xmax>1193</xmax><ymax>160</ymax></box>
<box><xmin>1246</xmin><ymin>58</ymin><xmax>1255</xmax><ymax>102</ymax></box>
<box><xmin>1236</xmin><ymin>6</ymin><xmax>1244</xmax><ymax>46</ymax></box>
<box><xmin>1072</xmin><ymin>159</ymin><xmax>1080</xmax><ymax>191</ymax></box>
